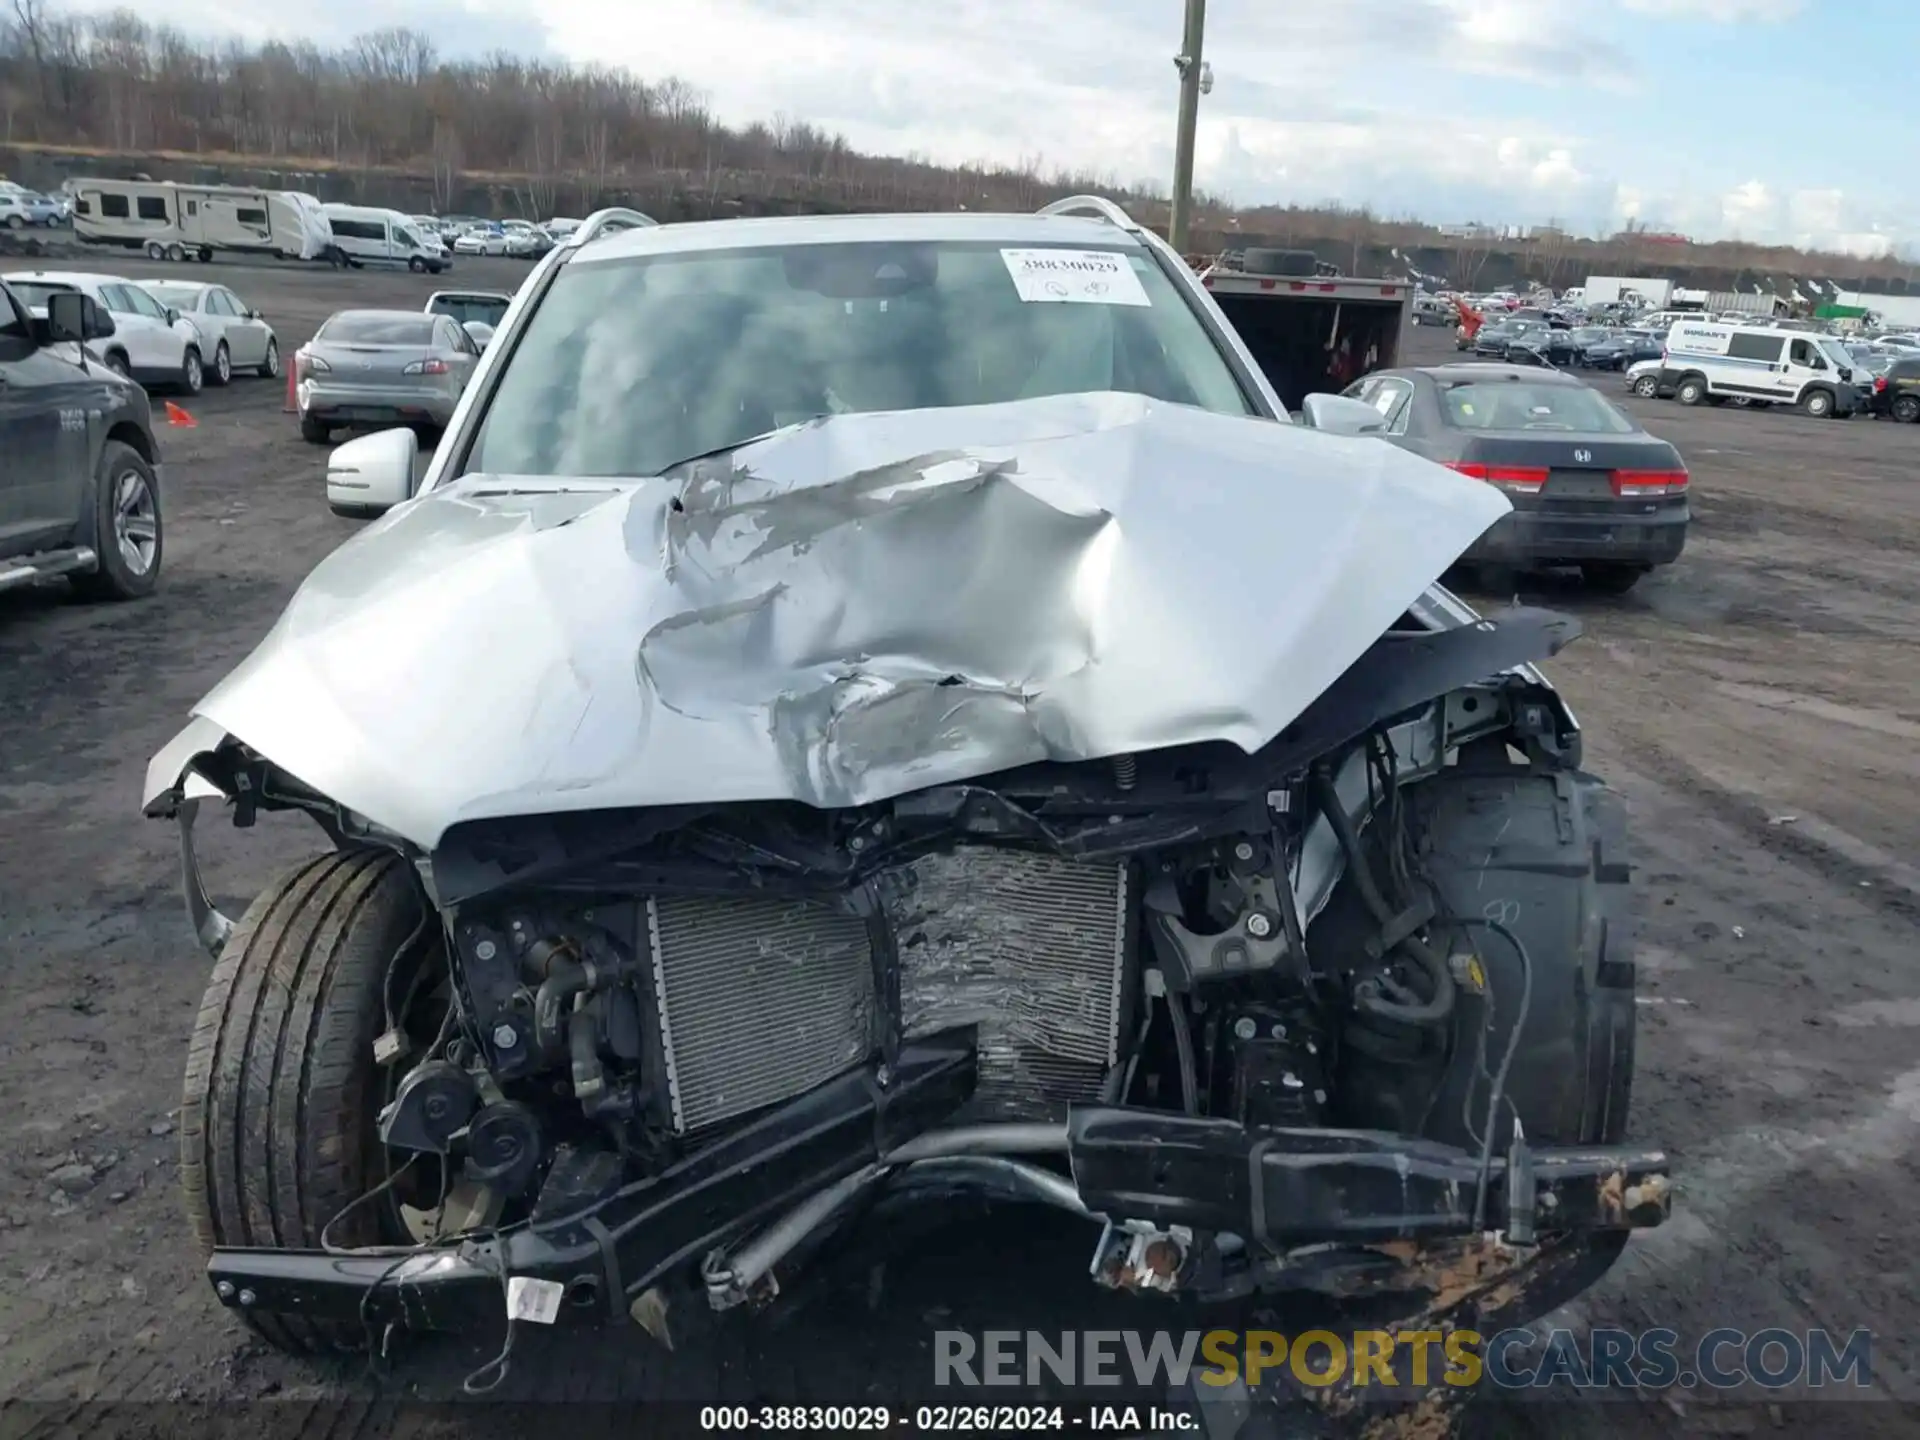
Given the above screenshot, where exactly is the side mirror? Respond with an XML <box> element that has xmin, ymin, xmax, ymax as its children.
<box><xmin>1299</xmin><ymin>394</ymin><xmax>1387</xmax><ymax>436</ymax></box>
<box><xmin>47</xmin><ymin>291</ymin><xmax>114</xmax><ymax>342</ymax></box>
<box><xmin>462</xmin><ymin>320</ymin><xmax>494</xmax><ymax>352</ymax></box>
<box><xmin>165</xmin><ymin>307</ymin><xmax>182</xmax><ymax>326</ymax></box>
<box><xmin>326</xmin><ymin>428</ymin><xmax>417</xmax><ymax>519</ymax></box>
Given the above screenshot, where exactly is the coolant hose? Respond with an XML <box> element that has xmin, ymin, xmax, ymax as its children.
<box><xmin>1310</xmin><ymin>768</ymin><xmax>1455</xmax><ymax>1027</ymax></box>
<box><xmin>534</xmin><ymin>959</ymin><xmax>592</xmax><ymax>1056</ymax></box>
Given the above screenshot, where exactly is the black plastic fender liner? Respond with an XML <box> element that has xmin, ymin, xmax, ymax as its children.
<box><xmin>1249</xmin><ymin>605</ymin><xmax>1583</xmax><ymax>780</ymax></box>
<box><xmin>1065</xmin><ymin>1107</ymin><xmax>1670</xmax><ymax>1245</ymax></box>
<box><xmin>205</xmin><ymin>1029</ymin><xmax>980</xmax><ymax>1331</ymax></box>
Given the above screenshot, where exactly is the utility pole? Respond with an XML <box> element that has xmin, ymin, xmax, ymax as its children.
<box><xmin>1169</xmin><ymin>0</ymin><xmax>1207</xmax><ymax>255</ymax></box>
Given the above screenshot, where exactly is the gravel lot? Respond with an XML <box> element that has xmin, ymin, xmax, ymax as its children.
<box><xmin>3</xmin><ymin>257</ymin><xmax>1917</xmax><ymax>1437</ymax></box>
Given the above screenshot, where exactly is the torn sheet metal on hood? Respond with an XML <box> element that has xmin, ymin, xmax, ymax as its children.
<box><xmin>146</xmin><ymin>391</ymin><xmax>1510</xmax><ymax>849</ymax></box>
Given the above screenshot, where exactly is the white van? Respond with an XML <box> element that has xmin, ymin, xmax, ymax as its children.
<box><xmin>321</xmin><ymin>204</ymin><xmax>448</xmax><ymax>273</ymax></box>
<box><xmin>1662</xmin><ymin>321</ymin><xmax>1861</xmax><ymax>419</ymax></box>
<box><xmin>71</xmin><ymin>180</ymin><xmax>333</xmax><ymax>262</ymax></box>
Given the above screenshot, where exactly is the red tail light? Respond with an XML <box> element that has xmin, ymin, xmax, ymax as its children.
<box><xmin>1445</xmin><ymin>461</ymin><xmax>1548</xmax><ymax>493</ymax></box>
<box><xmin>1611</xmin><ymin>468</ymin><xmax>1689</xmax><ymax>497</ymax></box>
<box><xmin>404</xmin><ymin>358</ymin><xmax>450</xmax><ymax>376</ymax></box>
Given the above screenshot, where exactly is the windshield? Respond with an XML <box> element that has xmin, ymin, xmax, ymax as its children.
<box><xmin>1439</xmin><ymin>380</ymin><xmax>1639</xmax><ymax>433</ymax></box>
<box><xmin>467</xmin><ymin>240</ymin><xmax>1254</xmax><ymax>477</ymax></box>
<box><xmin>6</xmin><ymin>280</ymin><xmax>76</xmax><ymax>308</ymax></box>
<box><xmin>318</xmin><ymin>313</ymin><xmax>436</xmax><ymax>345</ymax></box>
<box><xmin>1817</xmin><ymin>338</ymin><xmax>1856</xmax><ymax>372</ymax></box>
<box><xmin>429</xmin><ymin>294</ymin><xmax>511</xmax><ymax>327</ymax></box>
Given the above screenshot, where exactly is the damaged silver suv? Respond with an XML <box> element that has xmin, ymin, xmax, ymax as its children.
<box><xmin>145</xmin><ymin>201</ymin><xmax>1668</xmax><ymax>1382</ymax></box>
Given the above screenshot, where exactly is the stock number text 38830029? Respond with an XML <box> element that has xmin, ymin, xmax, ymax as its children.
<box><xmin>698</xmin><ymin>1405</ymin><xmax>1090</xmax><ymax>1431</ymax></box>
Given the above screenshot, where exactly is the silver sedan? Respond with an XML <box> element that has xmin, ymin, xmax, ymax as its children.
<box><xmin>140</xmin><ymin>279</ymin><xmax>280</xmax><ymax>386</ymax></box>
<box><xmin>295</xmin><ymin>309</ymin><xmax>482</xmax><ymax>445</ymax></box>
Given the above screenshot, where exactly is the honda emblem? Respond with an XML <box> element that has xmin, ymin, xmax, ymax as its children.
<box><xmin>1573</xmin><ymin>448</ymin><xmax>1592</xmax><ymax>463</ymax></box>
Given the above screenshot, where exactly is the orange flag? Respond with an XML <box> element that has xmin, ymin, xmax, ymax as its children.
<box><xmin>164</xmin><ymin>402</ymin><xmax>197</xmax><ymax>428</ymax></box>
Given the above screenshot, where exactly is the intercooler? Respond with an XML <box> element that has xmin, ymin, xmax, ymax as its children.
<box><xmin>643</xmin><ymin>851</ymin><xmax>1131</xmax><ymax>1134</ymax></box>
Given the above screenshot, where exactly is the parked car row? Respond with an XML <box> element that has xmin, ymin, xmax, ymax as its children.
<box><xmin>408</xmin><ymin>213</ymin><xmax>577</xmax><ymax>260</ymax></box>
<box><xmin>1461</xmin><ymin>315</ymin><xmax>1665</xmax><ymax>371</ymax></box>
<box><xmin>0</xmin><ymin>268</ymin><xmax>279</xmax><ymax>394</ymax></box>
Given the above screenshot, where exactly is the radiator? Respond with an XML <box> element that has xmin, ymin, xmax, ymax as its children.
<box><xmin>643</xmin><ymin>851</ymin><xmax>1130</xmax><ymax>1134</ymax></box>
<box><xmin>645</xmin><ymin>893</ymin><xmax>875</xmax><ymax>1135</ymax></box>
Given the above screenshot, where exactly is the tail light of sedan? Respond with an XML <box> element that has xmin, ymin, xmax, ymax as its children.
<box><xmin>1610</xmin><ymin>468</ymin><xmax>1689</xmax><ymax>497</ymax></box>
<box><xmin>1443</xmin><ymin>461</ymin><xmax>1548</xmax><ymax>494</ymax></box>
<box><xmin>296</xmin><ymin>350</ymin><xmax>330</xmax><ymax>376</ymax></box>
<box><xmin>404</xmin><ymin>358</ymin><xmax>450</xmax><ymax>375</ymax></box>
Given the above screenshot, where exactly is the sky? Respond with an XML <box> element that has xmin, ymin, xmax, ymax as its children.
<box><xmin>52</xmin><ymin>0</ymin><xmax>1920</xmax><ymax>256</ymax></box>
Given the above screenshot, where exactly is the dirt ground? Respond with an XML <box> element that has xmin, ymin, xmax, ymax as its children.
<box><xmin>2</xmin><ymin>263</ymin><xmax>1917</xmax><ymax>1438</ymax></box>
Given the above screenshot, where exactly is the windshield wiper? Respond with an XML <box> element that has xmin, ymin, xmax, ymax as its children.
<box><xmin>658</xmin><ymin>414</ymin><xmax>836</xmax><ymax>475</ymax></box>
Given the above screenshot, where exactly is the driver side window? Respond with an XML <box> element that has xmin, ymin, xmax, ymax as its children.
<box><xmin>122</xmin><ymin>286</ymin><xmax>166</xmax><ymax>321</ymax></box>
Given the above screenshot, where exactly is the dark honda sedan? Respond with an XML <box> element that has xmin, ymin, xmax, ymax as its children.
<box><xmin>1314</xmin><ymin>363</ymin><xmax>1689</xmax><ymax>593</ymax></box>
<box><xmin>1580</xmin><ymin>328</ymin><xmax>1665</xmax><ymax>371</ymax></box>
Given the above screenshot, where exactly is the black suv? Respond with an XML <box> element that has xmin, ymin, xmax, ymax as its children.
<box><xmin>0</xmin><ymin>279</ymin><xmax>163</xmax><ymax>600</ymax></box>
<box><xmin>1867</xmin><ymin>357</ymin><xmax>1920</xmax><ymax>423</ymax></box>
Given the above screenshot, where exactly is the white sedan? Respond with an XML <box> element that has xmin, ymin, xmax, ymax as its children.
<box><xmin>3</xmin><ymin>269</ymin><xmax>206</xmax><ymax>392</ymax></box>
<box><xmin>140</xmin><ymin>279</ymin><xmax>281</xmax><ymax>385</ymax></box>
<box><xmin>452</xmin><ymin>227</ymin><xmax>509</xmax><ymax>257</ymax></box>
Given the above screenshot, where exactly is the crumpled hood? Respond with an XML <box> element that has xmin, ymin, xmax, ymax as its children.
<box><xmin>145</xmin><ymin>391</ymin><xmax>1509</xmax><ymax>849</ymax></box>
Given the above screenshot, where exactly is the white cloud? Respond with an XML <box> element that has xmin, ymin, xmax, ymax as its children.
<box><xmin>1720</xmin><ymin>180</ymin><xmax>1775</xmax><ymax>235</ymax></box>
<box><xmin>1621</xmin><ymin>0</ymin><xmax>1803</xmax><ymax>18</ymax></box>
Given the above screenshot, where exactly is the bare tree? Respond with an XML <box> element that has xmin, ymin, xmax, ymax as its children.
<box><xmin>429</xmin><ymin>114</ymin><xmax>461</xmax><ymax>210</ymax></box>
<box><xmin>9</xmin><ymin>0</ymin><xmax>48</xmax><ymax>111</ymax></box>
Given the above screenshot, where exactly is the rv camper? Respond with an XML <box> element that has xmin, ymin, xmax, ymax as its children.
<box><xmin>71</xmin><ymin>180</ymin><xmax>334</xmax><ymax>263</ymax></box>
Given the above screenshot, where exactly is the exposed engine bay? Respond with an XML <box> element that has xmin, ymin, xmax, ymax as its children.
<box><xmin>156</xmin><ymin>602</ymin><xmax>1668</xmax><ymax>1343</ymax></box>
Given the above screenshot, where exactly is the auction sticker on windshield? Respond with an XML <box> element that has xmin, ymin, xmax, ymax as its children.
<box><xmin>1000</xmin><ymin>249</ymin><xmax>1151</xmax><ymax>306</ymax></box>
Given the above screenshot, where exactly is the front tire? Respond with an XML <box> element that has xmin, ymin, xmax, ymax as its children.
<box><xmin>70</xmin><ymin>441</ymin><xmax>162</xmax><ymax>601</ymax></box>
<box><xmin>1802</xmin><ymin>387</ymin><xmax>1834</xmax><ymax>419</ymax></box>
<box><xmin>181</xmin><ymin>850</ymin><xmax>433</xmax><ymax>1354</ymax></box>
<box><xmin>1631</xmin><ymin>375</ymin><xmax>1659</xmax><ymax>398</ymax></box>
<box><xmin>1327</xmin><ymin>762</ymin><xmax>1638</xmax><ymax>1329</ymax></box>
<box><xmin>408</xmin><ymin>256</ymin><xmax>426</xmax><ymax>273</ymax></box>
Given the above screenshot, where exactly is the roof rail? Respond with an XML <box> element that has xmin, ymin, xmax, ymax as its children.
<box><xmin>1037</xmin><ymin>195</ymin><xmax>1137</xmax><ymax>227</ymax></box>
<box><xmin>567</xmin><ymin>207</ymin><xmax>661</xmax><ymax>248</ymax></box>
